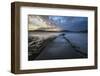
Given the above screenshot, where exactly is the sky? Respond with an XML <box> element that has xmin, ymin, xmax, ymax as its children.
<box><xmin>48</xmin><ymin>16</ymin><xmax>88</xmax><ymax>31</ymax></box>
<box><xmin>28</xmin><ymin>15</ymin><xmax>88</xmax><ymax>31</ymax></box>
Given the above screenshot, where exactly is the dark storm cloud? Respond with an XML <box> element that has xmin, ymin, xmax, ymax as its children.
<box><xmin>48</xmin><ymin>16</ymin><xmax>88</xmax><ymax>31</ymax></box>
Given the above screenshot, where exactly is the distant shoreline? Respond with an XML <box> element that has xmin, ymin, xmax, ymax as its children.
<box><xmin>28</xmin><ymin>30</ymin><xmax>87</xmax><ymax>33</ymax></box>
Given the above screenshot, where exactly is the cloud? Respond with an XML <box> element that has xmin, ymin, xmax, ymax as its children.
<box><xmin>48</xmin><ymin>16</ymin><xmax>88</xmax><ymax>31</ymax></box>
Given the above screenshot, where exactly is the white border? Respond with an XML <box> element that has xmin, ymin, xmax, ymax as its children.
<box><xmin>20</xmin><ymin>7</ymin><xmax>95</xmax><ymax>70</ymax></box>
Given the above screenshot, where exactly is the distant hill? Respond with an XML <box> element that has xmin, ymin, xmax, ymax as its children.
<box><xmin>29</xmin><ymin>28</ymin><xmax>87</xmax><ymax>33</ymax></box>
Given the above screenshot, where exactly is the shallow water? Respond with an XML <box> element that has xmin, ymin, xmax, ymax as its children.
<box><xmin>28</xmin><ymin>32</ymin><xmax>88</xmax><ymax>60</ymax></box>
